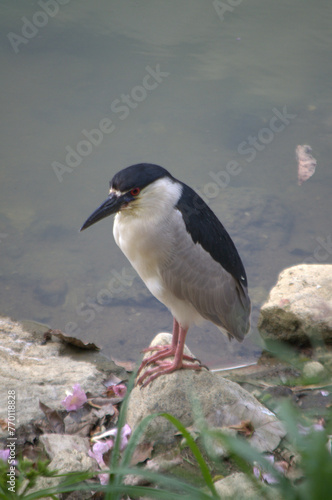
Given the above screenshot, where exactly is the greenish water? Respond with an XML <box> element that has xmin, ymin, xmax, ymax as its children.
<box><xmin>1</xmin><ymin>0</ymin><xmax>331</xmax><ymax>368</ymax></box>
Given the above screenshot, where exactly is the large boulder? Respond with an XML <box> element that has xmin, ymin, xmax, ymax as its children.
<box><xmin>127</xmin><ymin>333</ymin><xmax>285</xmax><ymax>452</ymax></box>
<box><xmin>258</xmin><ymin>265</ymin><xmax>332</xmax><ymax>345</ymax></box>
<box><xmin>0</xmin><ymin>317</ymin><xmax>126</xmax><ymax>431</ymax></box>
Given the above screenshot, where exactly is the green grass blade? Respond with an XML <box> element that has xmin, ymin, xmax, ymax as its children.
<box><xmin>214</xmin><ymin>430</ymin><xmax>297</xmax><ymax>500</ymax></box>
<box><xmin>109</xmin><ymin>369</ymin><xmax>137</xmax><ymax>469</ymax></box>
<box><xmin>159</xmin><ymin>412</ymin><xmax>219</xmax><ymax>499</ymax></box>
<box><xmin>120</xmin><ymin>413</ymin><xmax>158</xmax><ymax>468</ymax></box>
<box><xmin>105</xmin><ymin>465</ymin><xmax>217</xmax><ymax>499</ymax></box>
<box><xmin>106</xmin><ymin>368</ymin><xmax>138</xmax><ymax>500</ymax></box>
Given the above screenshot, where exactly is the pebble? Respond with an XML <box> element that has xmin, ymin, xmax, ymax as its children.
<box><xmin>303</xmin><ymin>361</ymin><xmax>326</xmax><ymax>380</ymax></box>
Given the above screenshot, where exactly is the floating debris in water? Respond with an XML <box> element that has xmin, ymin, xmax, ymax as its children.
<box><xmin>296</xmin><ymin>144</ymin><xmax>317</xmax><ymax>186</ymax></box>
<box><xmin>43</xmin><ymin>328</ymin><xmax>100</xmax><ymax>350</ymax></box>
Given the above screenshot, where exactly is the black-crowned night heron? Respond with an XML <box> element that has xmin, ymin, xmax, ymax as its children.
<box><xmin>80</xmin><ymin>163</ymin><xmax>251</xmax><ymax>386</ymax></box>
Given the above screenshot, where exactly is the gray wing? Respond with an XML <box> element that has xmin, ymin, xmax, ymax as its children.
<box><xmin>160</xmin><ymin>213</ymin><xmax>251</xmax><ymax>341</ymax></box>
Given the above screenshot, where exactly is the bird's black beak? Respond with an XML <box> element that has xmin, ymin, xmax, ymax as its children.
<box><xmin>80</xmin><ymin>193</ymin><xmax>122</xmax><ymax>231</ymax></box>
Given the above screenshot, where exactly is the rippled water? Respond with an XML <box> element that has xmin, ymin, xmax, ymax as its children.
<box><xmin>1</xmin><ymin>0</ymin><xmax>331</xmax><ymax>368</ymax></box>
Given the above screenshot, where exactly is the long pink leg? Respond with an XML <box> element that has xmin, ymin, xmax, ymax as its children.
<box><xmin>136</xmin><ymin>319</ymin><xmax>197</xmax><ymax>376</ymax></box>
<box><xmin>137</xmin><ymin>321</ymin><xmax>204</xmax><ymax>387</ymax></box>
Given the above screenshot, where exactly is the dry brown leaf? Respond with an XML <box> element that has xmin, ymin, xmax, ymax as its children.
<box><xmin>91</xmin><ymin>404</ymin><xmax>116</xmax><ymax>420</ymax></box>
<box><xmin>229</xmin><ymin>419</ymin><xmax>255</xmax><ymax>437</ymax></box>
<box><xmin>292</xmin><ymin>382</ymin><xmax>331</xmax><ymax>392</ymax></box>
<box><xmin>22</xmin><ymin>443</ymin><xmax>48</xmax><ymax>463</ymax></box>
<box><xmin>130</xmin><ymin>442</ymin><xmax>154</xmax><ymax>465</ymax></box>
<box><xmin>63</xmin><ymin>407</ymin><xmax>98</xmax><ymax>437</ymax></box>
<box><xmin>45</xmin><ymin>329</ymin><xmax>100</xmax><ymax>350</ymax></box>
<box><xmin>39</xmin><ymin>401</ymin><xmax>65</xmax><ymax>434</ymax></box>
<box><xmin>0</xmin><ymin>419</ymin><xmax>8</xmax><ymax>431</ymax></box>
<box><xmin>87</xmin><ymin>397</ymin><xmax>122</xmax><ymax>408</ymax></box>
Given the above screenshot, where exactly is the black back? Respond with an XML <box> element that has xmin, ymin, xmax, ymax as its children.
<box><xmin>176</xmin><ymin>183</ymin><xmax>248</xmax><ymax>287</ymax></box>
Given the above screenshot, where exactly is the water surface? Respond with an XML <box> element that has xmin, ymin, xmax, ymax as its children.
<box><xmin>1</xmin><ymin>0</ymin><xmax>331</xmax><ymax>368</ymax></box>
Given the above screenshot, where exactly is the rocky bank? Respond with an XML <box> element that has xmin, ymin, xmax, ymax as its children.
<box><xmin>0</xmin><ymin>263</ymin><xmax>331</xmax><ymax>498</ymax></box>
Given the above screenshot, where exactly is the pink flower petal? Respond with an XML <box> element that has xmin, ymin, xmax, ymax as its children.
<box><xmin>253</xmin><ymin>466</ymin><xmax>261</xmax><ymax>479</ymax></box>
<box><xmin>106</xmin><ymin>423</ymin><xmax>131</xmax><ymax>451</ymax></box>
<box><xmin>88</xmin><ymin>440</ymin><xmax>113</xmax><ymax>468</ymax></box>
<box><xmin>88</xmin><ymin>424</ymin><xmax>131</xmax><ymax>484</ymax></box>
<box><xmin>99</xmin><ymin>472</ymin><xmax>109</xmax><ymax>485</ymax></box>
<box><xmin>262</xmin><ymin>472</ymin><xmax>279</xmax><ymax>485</ymax></box>
<box><xmin>0</xmin><ymin>449</ymin><xmax>10</xmax><ymax>462</ymax></box>
<box><xmin>112</xmin><ymin>384</ymin><xmax>127</xmax><ymax>398</ymax></box>
<box><xmin>253</xmin><ymin>455</ymin><xmax>281</xmax><ymax>485</ymax></box>
<box><xmin>120</xmin><ymin>423</ymin><xmax>132</xmax><ymax>450</ymax></box>
<box><xmin>61</xmin><ymin>383</ymin><xmax>87</xmax><ymax>411</ymax></box>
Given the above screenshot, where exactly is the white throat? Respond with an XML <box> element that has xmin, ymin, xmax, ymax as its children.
<box><xmin>112</xmin><ymin>177</ymin><xmax>182</xmax><ymax>286</ymax></box>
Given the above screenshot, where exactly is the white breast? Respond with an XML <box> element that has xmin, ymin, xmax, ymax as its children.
<box><xmin>114</xmin><ymin>213</ymin><xmax>165</xmax><ymax>286</ymax></box>
<box><xmin>113</xmin><ymin>177</ymin><xmax>182</xmax><ymax>300</ymax></box>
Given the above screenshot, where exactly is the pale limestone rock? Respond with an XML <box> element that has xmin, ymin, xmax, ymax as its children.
<box><xmin>0</xmin><ymin>317</ymin><xmax>123</xmax><ymax>431</ymax></box>
<box><xmin>303</xmin><ymin>360</ymin><xmax>326</xmax><ymax>379</ymax></box>
<box><xmin>214</xmin><ymin>472</ymin><xmax>281</xmax><ymax>499</ymax></box>
<box><xmin>127</xmin><ymin>333</ymin><xmax>285</xmax><ymax>452</ymax></box>
<box><xmin>258</xmin><ymin>265</ymin><xmax>332</xmax><ymax>345</ymax></box>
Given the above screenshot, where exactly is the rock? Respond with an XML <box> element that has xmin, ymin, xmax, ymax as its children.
<box><xmin>214</xmin><ymin>472</ymin><xmax>281</xmax><ymax>499</ymax></box>
<box><xmin>203</xmin><ymin>426</ymin><xmax>237</xmax><ymax>459</ymax></box>
<box><xmin>30</xmin><ymin>445</ymin><xmax>95</xmax><ymax>499</ymax></box>
<box><xmin>127</xmin><ymin>333</ymin><xmax>285</xmax><ymax>452</ymax></box>
<box><xmin>302</xmin><ymin>361</ymin><xmax>326</xmax><ymax>380</ymax></box>
<box><xmin>0</xmin><ymin>317</ymin><xmax>125</xmax><ymax>431</ymax></box>
<box><xmin>258</xmin><ymin>265</ymin><xmax>332</xmax><ymax>345</ymax></box>
<box><xmin>39</xmin><ymin>433</ymin><xmax>91</xmax><ymax>460</ymax></box>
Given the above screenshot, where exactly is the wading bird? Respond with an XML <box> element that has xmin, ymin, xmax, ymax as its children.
<box><xmin>81</xmin><ymin>163</ymin><xmax>251</xmax><ymax>386</ymax></box>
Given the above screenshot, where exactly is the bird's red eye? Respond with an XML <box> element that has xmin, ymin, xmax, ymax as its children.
<box><xmin>130</xmin><ymin>187</ymin><xmax>140</xmax><ymax>196</ymax></box>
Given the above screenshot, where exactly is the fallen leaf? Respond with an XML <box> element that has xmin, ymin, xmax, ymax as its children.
<box><xmin>64</xmin><ymin>407</ymin><xmax>99</xmax><ymax>437</ymax></box>
<box><xmin>0</xmin><ymin>419</ymin><xmax>8</xmax><ymax>431</ymax></box>
<box><xmin>296</xmin><ymin>144</ymin><xmax>317</xmax><ymax>186</ymax></box>
<box><xmin>222</xmin><ymin>400</ymin><xmax>286</xmax><ymax>452</ymax></box>
<box><xmin>87</xmin><ymin>397</ymin><xmax>122</xmax><ymax>408</ymax></box>
<box><xmin>45</xmin><ymin>329</ymin><xmax>100</xmax><ymax>350</ymax></box>
<box><xmin>292</xmin><ymin>382</ymin><xmax>331</xmax><ymax>392</ymax></box>
<box><xmin>229</xmin><ymin>420</ymin><xmax>255</xmax><ymax>437</ymax></box>
<box><xmin>22</xmin><ymin>443</ymin><xmax>48</xmax><ymax>463</ymax></box>
<box><xmin>41</xmin><ymin>330</ymin><xmax>52</xmax><ymax>344</ymax></box>
<box><xmin>130</xmin><ymin>442</ymin><xmax>154</xmax><ymax>465</ymax></box>
<box><xmin>39</xmin><ymin>401</ymin><xmax>65</xmax><ymax>434</ymax></box>
<box><xmin>92</xmin><ymin>404</ymin><xmax>116</xmax><ymax>420</ymax></box>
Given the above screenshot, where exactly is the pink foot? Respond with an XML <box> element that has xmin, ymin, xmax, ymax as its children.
<box><xmin>137</xmin><ymin>358</ymin><xmax>203</xmax><ymax>387</ymax></box>
<box><xmin>136</xmin><ymin>319</ymin><xmax>208</xmax><ymax>387</ymax></box>
<box><xmin>137</xmin><ymin>344</ymin><xmax>199</xmax><ymax>376</ymax></box>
